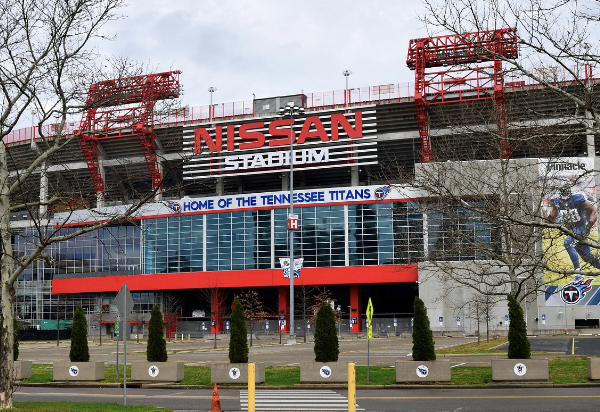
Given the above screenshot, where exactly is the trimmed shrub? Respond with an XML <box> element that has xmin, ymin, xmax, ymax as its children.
<box><xmin>229</xmin><ymin>299</ymin><xmax>249</xmax><ymax>363</ymax></box>
<box><xmin>412</xmin><ymin>296</ymin><xmax>436</xmax><ymax>361</ymax></box>
<box><xmin>147</xmin><ymin>304</ymin><xmax>167</xmax><ymax>362</ymax></box>
<box><xmin>69</xmin><ymin>305</ymin><xmax>90</xmax><ymax>362</ymax></box>
<box><xmin>507</xmin><ymin>293</ymin><xmax>531</xmax><ymax>359</ymax></box>
<box><xmin>314</xmin><ymin>301</ymin><xmax>339</xmax><ymax>362</ymax></box>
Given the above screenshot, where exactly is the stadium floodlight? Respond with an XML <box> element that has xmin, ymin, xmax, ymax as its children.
<box><xmin>208</xmin><ymin>87</ymin><xmax>217</xmax><ymax>121</ymax></box>
<box><xmin>343</xmin><ymin>70</ymin><xmax>352</xmax><ymax>107</ymax></box>
<box><xmin>278</xmin><ymin>103</ymin><xmax>305</xmax><ymax>342</ymax></box>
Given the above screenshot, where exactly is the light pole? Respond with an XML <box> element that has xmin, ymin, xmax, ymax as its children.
<box><xmin>208</xmin><ymin>87</ymin><xmax>217</xmax><ymax>121</ymax></box>
<box><xmin>343</xmin><ymin>70</ymin><xmax>352</xmax><ymax>107</ymax></box>
<box><xmin>279</xmin><ymin>103</ymin><xmax>305</xmax><ymax>341</ymax></box>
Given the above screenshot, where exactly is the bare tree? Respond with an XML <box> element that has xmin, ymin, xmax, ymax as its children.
<box><xmin>418</xmin><ymin>0</ymin><xmax>600</xmax><ymax>135</ymax></box>
<box><xmin>469</xmin><ymin>293</ymin><xmax>501</xmax><ymax>344</ymax></box>
<box><xmin>235</xmin><ymin>290</ymin><xmax>266</xmax><ymax>347</ymax></box>
<box><xmin>309</xmin><ymin>288</ymin><xmax>340</xmax><ymax>325</ymax></box>
<box><xmin>196</xmin><ymin>281</ymin><xmax>229</xmax><ymax>348</ymax></box>
<box><xmin>163</xmin><ymin>291</ymin><xmax>182</xmax><ymax>342</ymax></box>
<box><xmin>0</xmin><ymin>1</ymin><xmax>189</xmax><ymax>407</ymax></box>
<box><xmin>295</xmin><ymin>284</ymin><xmax>318</xmax><ymax>343</ymax></box>
<box><xmin>91</xmin><ymin>300</ymin><xmax>111</xmax><ymax>346</ymax></box>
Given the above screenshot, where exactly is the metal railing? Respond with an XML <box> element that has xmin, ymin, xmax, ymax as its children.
<box><xmin>5</xmin><ymin>72</ymin><xmax>595</xmax><ymax>147</ymax></box>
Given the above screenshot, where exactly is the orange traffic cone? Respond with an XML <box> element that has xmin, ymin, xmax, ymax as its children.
<box><xmin>210</xmin><ymin>383</ymin><xmax>223</xmax><ymax>412</ymax></box>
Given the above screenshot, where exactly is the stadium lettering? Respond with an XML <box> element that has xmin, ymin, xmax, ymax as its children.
<box><xmin>224</xmin><ymin>148</ymin><xmax>330</xmax><ymax>171</ymax></box>
<box><xmin>194</xmin><ymin>112</ymin><xmax>362</xmax><ymax>153</ymax></box>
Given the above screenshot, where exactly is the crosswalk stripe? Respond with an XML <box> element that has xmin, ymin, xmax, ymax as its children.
<box><xmin>239</xmin><ymin>389</ymin><xmax>364</xmax><ymax>411</ymax></box>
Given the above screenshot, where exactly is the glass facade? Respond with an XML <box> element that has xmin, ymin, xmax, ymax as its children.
<box><xmin>12</xmin><ymin>198</ymin><xmax>497</xmax><ymax>325</ymax></box>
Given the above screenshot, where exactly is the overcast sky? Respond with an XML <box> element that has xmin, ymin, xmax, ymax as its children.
<box><xmin>97</xmin><ymin>0</ymin><xmax>428</xmax><ymax>107</ymax></box>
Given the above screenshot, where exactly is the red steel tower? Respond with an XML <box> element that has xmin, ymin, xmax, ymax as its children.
<box><xmin>407</xmin><ymin>28</ymin><xmax>518</xmax><ymax>162</ymax></box>
<box><xmin>76</xmin><ymin>71</ymin><xmax>181</xmax><ymax>194</ymax></box>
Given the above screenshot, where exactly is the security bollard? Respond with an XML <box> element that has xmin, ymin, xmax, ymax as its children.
<box><xmin>348</xmin><ymin>362</ymin><xmax>356</xmax><ymax>412</ymax></box>
<box><xmin>248</xmin><ymin>363</ymin><xmax>256</xmax><ymax>412</ymax></box>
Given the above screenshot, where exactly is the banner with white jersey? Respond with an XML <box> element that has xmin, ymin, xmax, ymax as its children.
<box><xmin>279</xmin><ymin>258</ymin><xmax>303</xmax><ymax>278</ymax></box>
<box><xmin>540</xmin><ymin>157</ymin><xmax>600</xmax><ymax>306</ymax></box>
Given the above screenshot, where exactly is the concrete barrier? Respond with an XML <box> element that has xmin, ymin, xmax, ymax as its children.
<box><xmin>53</xmin><ymin>361</ymin><xmax>105</xmax><ymax>381</ymax></box>
<box><xmin>491</xmin><ymin>359</ymin><xmax>549</xmax><ymax>381</ymax></box>
<box><xmin>211</xmin><ymin>363</ymin><xmax>265</xmax><ymax>384</ymax></box>
<box><xmin>587</xmin><ymin>357</ymin><xmax>600</xmax><ymax>380</ymax></box>
<box><xmin>14</xmin><ymin>360</ymin><xmax>32</xmax><ymax>380</ymax></box>
<box><xmin>300</xmin><ymin>361</ymin><xmax>348</xmax><ymax>383</ymax></box>
<box><xmin>131</xmin><ymin>362</ymin><xmax>184</xmax><ymax>382</ymax></box>
<box><xmin>395</xmin><ymin>360</ymin><xmax>451</xmax><ymax>382</ymax></box>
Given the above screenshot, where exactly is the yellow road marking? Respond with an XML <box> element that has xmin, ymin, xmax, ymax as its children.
<box><xmin>358</xmin><ymin>395</ymin><xmax>600</xmax><ymax>400</ymax></box>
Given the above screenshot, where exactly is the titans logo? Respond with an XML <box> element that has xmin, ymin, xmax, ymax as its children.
<box><xmin>561</xmin><ymin>275</ymin><xmax>593</xmax><ymax>304</ymax></box>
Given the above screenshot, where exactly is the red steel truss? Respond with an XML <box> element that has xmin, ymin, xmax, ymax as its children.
<box><xmin>407</xmin><ymin>28</ymin><xmax>518</xmax><ymax>162</ymax></box>
<box><xmin>76</xmin><ymin>71</ymin><xmax>181</xmax><ymax>193</ymax></box>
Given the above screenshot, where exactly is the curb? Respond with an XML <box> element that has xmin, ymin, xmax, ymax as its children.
<box><xmin>19</xmin><ymin>381</ymin><xmax>600</xmax><ymax>390</ymax></box>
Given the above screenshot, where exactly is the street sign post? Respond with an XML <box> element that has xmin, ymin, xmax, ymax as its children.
<box><xmin>115</xmin><ymin>283</ymin><xmax>133</xmax><ymax>406</ymax></box>
<box><xmin>366</xmin><ymin>298</ymin><xmax>373</xmax><ymax>383</ymax></box>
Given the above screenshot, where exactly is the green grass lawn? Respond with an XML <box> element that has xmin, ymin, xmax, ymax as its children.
<box><xmin>549</xmin><ymin>356</ymin><xmax>588</xmax><ymax>384</ymax></box>
<box><xmin>436</xmin><ymin>337</ymin><xmax>508</xmax><ymax>354</ymax></box>
<box><xmin>21</xmin><ymin>356</ymin><xmax>592</xmax><ymax>386</ymax></box>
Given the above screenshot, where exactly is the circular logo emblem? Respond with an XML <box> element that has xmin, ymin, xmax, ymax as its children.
<box><xmin>562</xmin><ymin>285</ymin><xmax>581</xmax><ymax>304</ymax></box>
<box><xmin>319</xmin><ymin>366</ymin><xmax>332</xmax><ymax>378</ymax></box>
<box><xmin>148</xmin><ymin>365</ymin><xmax>160</xmax><ymax>377</ymax></box>
<box><xmin>229</xmin><ymin>367</ymin><xmax>241</xmax><ymax>380</ymax></box>
<box><xmin>416</xmin><ymin>365</ymin><xmax>429</xmax><ymax>378</ymax></box>
<box><xmin>513</xmin><ymin>363</ymin><xmax>527</xmax><ymax>376</ymax></box>
<box><xmin>68</xmin><ymin>365</ymin><xmax>79</xmax><ymax>377</ymax></box>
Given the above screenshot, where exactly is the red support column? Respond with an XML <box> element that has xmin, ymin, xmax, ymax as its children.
<box><xmin>350</xmin><ymin>284</ymin><xmax>362</xmax><ymax>333</ymax></box>
<box><xmin>278</xmin><ymin>286</ymin><xmax>290</xmax><ymax>335</ymax></box>
<box><xmin>211</xmin><ymin>288</ymin><xmax>225</xmax><ymax>334</ymax></box>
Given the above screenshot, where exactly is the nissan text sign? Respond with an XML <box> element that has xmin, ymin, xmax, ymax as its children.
<box><xmin>183</xmin><ymin>110</ymin><xmax>377</xmax><ymax>179</ymax></box>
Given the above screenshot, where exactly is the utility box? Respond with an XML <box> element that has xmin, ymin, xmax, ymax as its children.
<box><xmin>254</xmin><ymin>94</ymin><xmax>307</xmax><ymax>115</ymax></box>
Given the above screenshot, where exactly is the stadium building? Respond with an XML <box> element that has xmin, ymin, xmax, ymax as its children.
<box><xmin>8</xmin><ymin>28</ymin><xmax>600</xmax><ymax>338</ymax></box>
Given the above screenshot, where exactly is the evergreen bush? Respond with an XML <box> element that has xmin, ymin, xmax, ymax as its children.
<box><xmin>69</xmin><ymin>305</ymin><xmax>90</xmax><ymax>362</ymax></box>
<box><xmin>229</xmin><ymin>299</ymin><xmax>249</xmax><ymax>363</ymax></box>
<box><xmin>507</xmin><ymin>293</ymin><xmax>531</xmax><ymax>359</ymax></box>
<box><xmin>412</xmin><ymin>296</ymin><xmax>436</xmax><ymax>361</ymax></box>
<box><xmin>314</xmin><ymin>301</ymin><xmax>339</xmax><ymax>362</ymax></box>
<box><xmin>147</xmin><ymin>304</ymin><xmax>167</xmax><ymax>362</ymax></box>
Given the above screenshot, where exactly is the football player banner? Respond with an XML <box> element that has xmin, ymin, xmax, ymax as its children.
<box><xmin>540</xmin><ymin>158</ymin><xmax>600</xmax><ymax>306</ymax></box>
<box><xmin>279</xmin><ymin>258</ymin><xmax>303</xmax><ymax>278</ymax></box>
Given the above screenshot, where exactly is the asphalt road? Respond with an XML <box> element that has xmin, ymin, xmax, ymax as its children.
<box><xmin>19</xmin><ymin>335</ymin><xmax>479</xmax><ymax>367</ymax></box>
<box><xmin>14</xmin><ymin>386</ymin><xmax>600</xmax><ymax>412</ymax></box>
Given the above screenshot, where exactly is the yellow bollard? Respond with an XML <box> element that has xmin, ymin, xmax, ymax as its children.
<box><xmin>248</xmin><ymin>363</ymin><xmax>256</xmax><ymax>412</ymax></box>
<box><xmin>181</xmin><ymin>333</ymin><xmax>184</xmax><ymax>341</ymax></box>
<box><xmin>348</xmin><ymin>362</ymin><xmax>356</xmax><ymax>412</ymax></box>
<box><xmin>188</xmin><ymin>333</ymin><xmax>190</xmax><ymax>341</ymax></box>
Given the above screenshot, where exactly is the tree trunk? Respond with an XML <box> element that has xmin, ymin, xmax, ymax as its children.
<box><xmin>0</xmin><ymin>141</ymin><xmax>15</xmax><ymax>409</ymax></box>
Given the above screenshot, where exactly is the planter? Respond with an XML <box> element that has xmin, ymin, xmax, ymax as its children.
<box><xmin>211</xmin><ymin>363</ymin><xmax>265</xmax><ymax>384</ymax></box>
<box><xmin>14</xmin><ymin>360</ymin><xmax>32</xmax><ymax>380</ymax></box>
<box><xmin>395</xmin><ymin>360</ymin><xmax>451</xmax><ymax>382</ymax></box>
<box><xmin>588</xmin><ymin>357</ymin><xmax>600</xmax><ymax>380</ymax></box>
<box><xmin>131</xmin><ymin>361</ymin><xmax>184</xmax><ymax>382</ymax></box>
<box><xmin>300</xmin><ymin>361</ymin><xmax>347</xmax><ymax>383</ymax></box>
<box><xmin>53</xmin><ymin>361</ymin><xmax>105</xmax><ymax>381</ymax></box>
<box><xmin>491</xmin><ymin>359</ymin><xmax>549</xmax><ymax>381</ymax></box>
